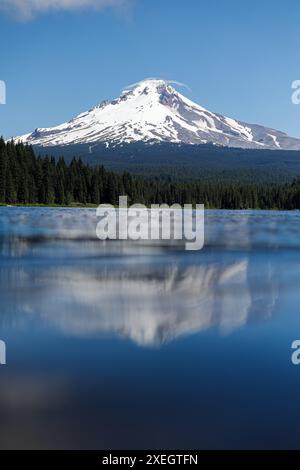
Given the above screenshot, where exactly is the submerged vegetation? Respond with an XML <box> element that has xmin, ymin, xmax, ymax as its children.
<box><xmin>1</xmin><ymin>138</ymin><xmax>300</xmax><ymax>210</ymax></box>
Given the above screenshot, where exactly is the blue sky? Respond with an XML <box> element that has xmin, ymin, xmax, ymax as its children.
<box><xmin>0</xmin><ymin>0</ymin><xmax>300</xmax><ymax>139</ymax></box>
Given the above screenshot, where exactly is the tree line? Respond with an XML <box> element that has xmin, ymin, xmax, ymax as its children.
<box><xmin>1</xmin><ymin>138</ymin><xmax>300</xmax><ymax>210</ymax></box>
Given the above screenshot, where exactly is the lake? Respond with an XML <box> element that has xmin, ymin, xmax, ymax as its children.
<box><xmin>0</xmin><ymin>207</ymin><xmax>300</xmax><ymax>449</ymax></box>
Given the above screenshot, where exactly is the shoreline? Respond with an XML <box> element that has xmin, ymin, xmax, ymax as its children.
<box><xmin>0</xmin><ymin>203</ymin><xmax>297</xmax><ymax>211</ymax></box>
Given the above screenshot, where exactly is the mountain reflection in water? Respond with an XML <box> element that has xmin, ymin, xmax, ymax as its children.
<box><xmin>1</xmin><ymin>207</ymin><xmax>300</xmax><ymax>449</ymax></box>
<box><xmin>0</xmin><ymin>258</ymin><xmax>278</xmax><ymax>346</ymax></box>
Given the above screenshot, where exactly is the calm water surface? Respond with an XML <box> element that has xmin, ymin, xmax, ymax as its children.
<box><xmin>0</xmin><ymin>207</ymin><xmax>300</xmax><ymax>449</ymax></box>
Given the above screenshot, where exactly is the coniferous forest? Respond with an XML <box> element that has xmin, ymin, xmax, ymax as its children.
<box><xmin>1</xmin><ymin>138</ymin><xmax>300</xmax><ymax>210</ymax></box>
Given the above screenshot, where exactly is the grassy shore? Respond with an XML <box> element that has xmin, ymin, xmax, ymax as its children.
<box><xmin>0</xmin><ymin>203</ymin><xmax>289</xmax><ymax>211</ymax></box>
<box><xmin>0</xmin><ymin>202</ymin><xmax>99</xmax><ymax>208</ymax></box>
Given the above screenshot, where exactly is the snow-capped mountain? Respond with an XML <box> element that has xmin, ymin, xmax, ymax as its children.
<box><xmin>14</xmin><ymin>78</ymin><xmax>300</xmax><ymax>150</ymax></box>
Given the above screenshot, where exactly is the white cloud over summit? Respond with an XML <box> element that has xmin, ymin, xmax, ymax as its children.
<box><xmin>0</xmin><ymin>0</ymin><xmax>130</xmax><ymax>20</ymax></box>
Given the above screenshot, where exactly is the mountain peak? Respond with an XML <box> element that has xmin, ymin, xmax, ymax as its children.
<box><xmin>13</xmin><ymin>78</ymin><xmax>300</xmax><ymax>150</ymax></box>
<box><xmin>122</xmin><ymin>78</ymin><xmax>176</xmax><ymax>94</ymax></box>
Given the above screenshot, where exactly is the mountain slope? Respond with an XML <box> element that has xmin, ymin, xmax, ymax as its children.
<box><xmin>14</xmin><ymin>78</ymin><xmax>300</xmax><ymax>150</ymax></box>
